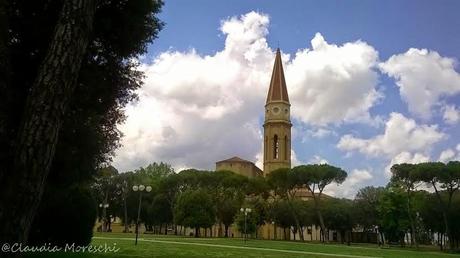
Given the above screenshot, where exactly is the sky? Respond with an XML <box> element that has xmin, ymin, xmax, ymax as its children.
<box><xmin>112</xmin><ymin>0</ymin><xmax>460</xmax><ymax>198</ymax></box>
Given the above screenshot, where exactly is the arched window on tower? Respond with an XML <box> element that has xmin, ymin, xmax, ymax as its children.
<box><xmin>273</xmin><ymin>135</ymin><xmax>279</xmax><ymax>159</ymax></box>
<box><xmin>285</xmin><ymin>135</ymin><xmax>288</xmax><ymax>160</ymax></box>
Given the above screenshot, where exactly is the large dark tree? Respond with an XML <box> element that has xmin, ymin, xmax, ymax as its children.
<box><xmin>0</xmin><ymin>0</ymin><xmax>163</xmax><ymax>247</ymax></box>
<box><xmin>291</xmin><ymin>164</ymin><xmax>347</xmax><ymax>243</ymax></box>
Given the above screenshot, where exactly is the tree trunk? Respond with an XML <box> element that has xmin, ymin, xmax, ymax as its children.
<box><xmin>286</xmin><ymin>197</ymin><xmax>304</xmax><ymax>241</ymax></box>
<box><xmin>219</xmin><ymin>222</ymin><xmax>222</xmax><ymax>237</ymax></box>
<box><xmin>195</xmin><ymin>227</ymin><xmax>199</xmax><ymax>238</ymax></box>
<box><xmin>0</xmin><ymin>0</ymin><xmax>96</xmax><ymax>248</ymax></box>
<box><xmin>313</xmin><ymin>196</ymin><xmax>328</xmax><ymax>243</ymax></box>
<box><xmin>0</xmin><ymin>0</ymin><xmax>12</xmax><ymax>184</ymax></box>
<box><xmin>380</xmin><ymin>231</ymin><xmax>385</xmax><ymax>246</ymax></box>
<box><xmin>432</xmin><ymin>182</ymin><xmax>453</xmax><ymax>250</ymax></box>
<box><xmin>123</xmin><ymin>193</ymin><xmax>129</xmax><ymax>233</ymax></box>
<box><xmin>224</xmin><ymin>224</ymin><xmax>229</xmax><ymax>237</ymax></box>
<box><xmin>406</xmin><ymin>190</ymin><xmax>418</xmax><ymax>248</ymax></box>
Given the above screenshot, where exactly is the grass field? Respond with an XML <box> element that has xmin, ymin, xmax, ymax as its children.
<box><xmin>22</xmin><ymin>233</ymin><xmax>460</xmax><ymax>258</ymax></box>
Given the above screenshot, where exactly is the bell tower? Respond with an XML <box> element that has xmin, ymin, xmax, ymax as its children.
<box><xmin>263</xmin><ymin>48</ymin><xmax>291</xmax><ymax>175</ymax></box>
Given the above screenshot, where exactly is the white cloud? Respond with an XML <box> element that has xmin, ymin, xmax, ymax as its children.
<box><xmin>324</xmin><ymin>169</ymin><xmax>373</xmax><ymax>198</ymax></box>
<box><xmin>438</xmin><ymin>145</ymin><xmax>460</xmax><ymax>163</ymax></box>
<box><xmin>380</xmin><ymin>48</ymin><xmax>460</xmax><ymax>119</ymax></box>
<box><xmin>439</xmin><ymin>148</ymin><xmax>455</xmax><ymax>163</ymax></box>
<box><xmin>306</xmin><ymin>127</ymin><xmax>335</xmax><ymax>139</ymax></box>
<box><xmin>385</xmin><ymin>151</ymin><xmax>430</xmax><ymax>178</ymax></box>
<box><xmin>113</xmin><ymin>12</ymin><xmax>272</xmax><ymax>171</ymax></box>
<box><xmin>291</xmin><ymin>149</ymin><xmax>302</xmax><ymax>167</ymax></box>
<box><xmin>443</xmin><ymin>105</ymin><xmax>460</xmax><ymax>124</ymax></box>
<box><xmin>337</xmin><ymin>112</ymin><xmax>445</xmax><ymax>157</ymax></box>
<box><xmin>308</xmin><ymin>155</ymin><xmax>329</xmax><ymax>164</ymax></box>
<box><xmin>112</xmin><ymin>11</ymin><xmax>390</xmax><ymax>172</ymax></box>
<box><xmin>287</xmin><ymin>33</ymin><xmax>382</xmax><ymax>126</ymax></box>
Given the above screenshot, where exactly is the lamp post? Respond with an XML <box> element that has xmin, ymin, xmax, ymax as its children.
<box><xmin>99</xmin><ymin>202</ymin><xmax>109</xmax><ymax>232</ymax></box>
<box><xmin>271</xmin><ymin>221</ymin><xmax>275</xmax><ymax>240</ymax></box>
<box><xmin>133</xmin><ymin>184</ymin><xmax>152</xmax><ymax>245</ymax></box>
<box><xmin>240</xmin><ymin>207</ymin><xmax>252</xmax><ymax>244</ymax></box>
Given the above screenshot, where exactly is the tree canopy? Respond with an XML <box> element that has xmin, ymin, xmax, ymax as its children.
<box><xmin>0</xmin><ymin>0</ymin><xmax>164</xmax><ymax>245</ymax></box>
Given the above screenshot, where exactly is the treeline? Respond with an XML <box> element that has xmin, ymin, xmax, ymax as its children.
<box><xmin>91</xmin><ymin>161</ymin><xmax>460</xmax><ymax>251</ymax></box>
<box><xmin>30</xmin><ymin>161</ymin><xmax>459</xmax><ymax>251</ymax></box>
<box><xmin>91</xmin><ymin>163</ymin><xmax>347</xmax><ymax>240</ymax></box>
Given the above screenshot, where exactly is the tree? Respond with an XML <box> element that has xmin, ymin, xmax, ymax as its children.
<box><xmin>219</xmin><ymin>197</ymin><xmax>241</xmax><ymax>237</ymax></box>
<box><xmin>377</xmin><ymin>186</ymin><xmax>409</xmax><ymax>246</ymax></box>
<box><xmin>136</xmin><ymin>162</ymin><xmax>175</xmax><ymax>184</ymax></box>
<box><xmin>235</xmin><ymin>207</ymin><xmax>258</xmax><ymax>237</ymax></box>
<box><xmin>267</xmin><ymin>168</ymin><xmax>305</xmax><ymax>241</ymax></box>
<box><xmin>151</xmin><ymin>194</ymin><xmax>173</xmax><ymax>234</ymax></box>
<box><xmin>322</xmin><ymin>198</ymin><xmax>354</xmax><ymax>245</ymax></box>
<box><xmin>92</xmin><ymin>166</ymin><xmax>119</xmax><ymax>232</ymax></box>
<box><xmin>247</xmin><ymin>196</ymin><xmax>269</xmax><ymax>239</ymax></box>
<box><xmin>158</xmin><ymin>173</ymin><xmax>183</xmax><ymax>234</ymax></box>
<box><xmin>0</xmin><ymin>0</ymin><xmax>163</xmax><ymax>246</ymax></box>
<box><xmin>28</xmin><ymin>185</ymin><xmax>97</xmax><ymax>247</ymax></box>
<box><xmin>291</xmin><ymin>164</ymin><xmax>347</xmax><ymax>243</ymax></box>
<box><xmin>246</xmin><ymin>176</ymin><xmax>271</xmax><ymax>199</ymax></box>
<box><xmin>113</xmin><ymin>172</ymin><xmax>136</xmax><ymax>233</ymax></box>
<box><xmin>207</xmin><ymin>170</ymin><xmax>247</xmax><ymax>237</ymax></box>
<box><xmin>417</xmin><ymin>161</ymin><xmax>460</xmax><ymax>250</ymax></box>
<box><xmin>270</xmin><ymin>200</ymin><xmax>296</xmax><ymax>240</ymax></box>
<box><xmin>391</xmin><ymin>163</ymin><xmax>420</xmax><ymax>248</ymax></box>
<box><xmin>353</xmin><ymin>186</ymin><xmax>385</xmax><ymax>243</ymax></box>
<box><xmin>450</xmin><ymin>194</ymin><xmax>460</xmax><ymax>250</ymax></box>
<box><xmin>174</xmin><ymin>190</ymin><xmax>215</xmax><ymax>238</ymax></box>
<box><xmin>0</xmin><ymin>0</ymin><xmax>98</xmax><ymax>245</ymax></box>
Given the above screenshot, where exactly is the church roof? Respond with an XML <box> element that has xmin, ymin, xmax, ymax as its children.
<box><xmin>266</xmin><ymin>48</ymin><xmax>290</xmax><ymax>104</ymax></box>
<box><xmin>216</xmin><ymin>156</ymin><xmax>253</xmax><ymax>164</ymax></box>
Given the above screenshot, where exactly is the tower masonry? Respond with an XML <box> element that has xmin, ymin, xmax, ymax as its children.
<box><xmin>263</xmin><ymin>48</ymin><xmax>291</xmax><ymax>175</ymax></box>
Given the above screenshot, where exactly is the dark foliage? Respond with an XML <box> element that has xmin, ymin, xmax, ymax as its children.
<box><xmin>2</xmin><ymin>0</ymin><xmax>163</xmax><ymax>244</ymax></box>
<box><xmin>28</xmin><ymin>185</ymin><xmax>97</xmax><ymax>247</ymax></box>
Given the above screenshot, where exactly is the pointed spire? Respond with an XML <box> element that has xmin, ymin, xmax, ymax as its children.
<box><xmin>266</xmin><ymin>48</ymin><xmax>290</xmax><ymax>104</ymax></box>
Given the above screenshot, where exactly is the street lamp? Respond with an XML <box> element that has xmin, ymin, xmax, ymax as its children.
<box><xmin>133</xmin><ymin>184</ymin><xmax>152</xmax><ymax>245</ymax></box>
<box><xmin>240</xmin><ymin>207</ymin><xmax>252</xmax><ymax>244</ymax></box>
<box><xmin>99</xmin><ymin>203</ymin><xmax>109</xmax><ymax>232</ymax></box>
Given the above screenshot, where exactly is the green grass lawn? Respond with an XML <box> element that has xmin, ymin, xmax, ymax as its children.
<box><xmin>22</xmin><ymin>232</ymin><xmax>460</xmax><ymax>258</ymax></box>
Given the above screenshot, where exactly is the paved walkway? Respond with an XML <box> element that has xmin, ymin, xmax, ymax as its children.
<box><xmin>93</xmin><ymin>236</ymin><xmax>381</xmax><ymax>258</ymax></box>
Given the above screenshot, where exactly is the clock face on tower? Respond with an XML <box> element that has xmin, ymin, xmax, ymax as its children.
<box><xmin>272</xmin><ymin>106</ymin><xmax>280</xmax><ymax>114</ymax></box>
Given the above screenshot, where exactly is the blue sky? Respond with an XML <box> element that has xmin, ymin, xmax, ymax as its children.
<box><xmin>149</xmin><ymin>0</ymin><xmax>460</xmax><ymax>59</ymax></box>
<box><xmin>113</xmin><ymin>1</ymin><xmax>460</xmax><ymax>198</ymax></box>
